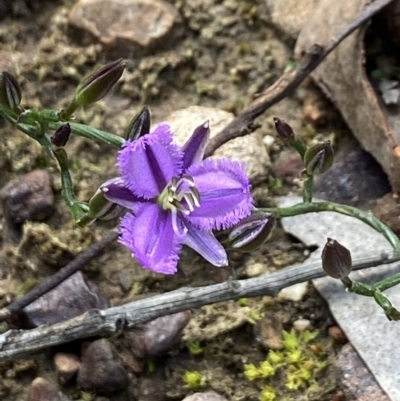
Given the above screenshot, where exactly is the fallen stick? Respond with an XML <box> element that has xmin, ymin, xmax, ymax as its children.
<box><xmin>205</xmin><ymin>0</ymin><xmax>395</xmax><ymax>156</ymax></box>
<box><xmin>0</xmin><ymin>249</ymin><xmax>398</xmax><ymax>360</ymax></box>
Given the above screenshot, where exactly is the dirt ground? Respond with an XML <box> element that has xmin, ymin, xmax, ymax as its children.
<box><xmin>0</xmin><ymin>0</ymin><xmax>357</xmax><ymax>400</ymax></box>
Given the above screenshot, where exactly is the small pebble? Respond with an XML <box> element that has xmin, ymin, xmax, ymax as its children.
<box><xmin>328</xmin><ymin>325</ymin><xmax>348</xmax><ymax>344</ymax></box>
<box><xmin>278</xmin><ymin>282</ymin><xmax>309</xmax><ymax>302</ymax></box>
<box><xmin>28</xmin><ymin>377</ymin><xmax>64</xmax><ymax>401</ymax></box>
<box><xmin>293</xmin><ymin>318</ymin><xmax>313</xmax><ymax>332</ymax></box>
<box><xmin>181</xmin><ymin>391</ymin><xmax>228</xmax><ymax>401</ymax></box>
<box><xmin>54</xmin><ymin>352</ymin><xmax>81</xmax><ymax>386</ymax></box>
<box><xmin>78</xmin><ymin>339</ymin><xmax>129</xmax><ymax>394</ymax></box>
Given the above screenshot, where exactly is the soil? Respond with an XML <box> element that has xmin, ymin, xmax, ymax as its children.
<box><xmin>0</xmin><ymin>0</ymin><xmax>358</xmax><ymax>400</ymax></box>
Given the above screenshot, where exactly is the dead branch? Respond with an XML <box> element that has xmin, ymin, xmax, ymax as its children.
<box><xmin>0</xmin><ymin>249</ymin><xmax>398</xmax><ymax>360</ymax></box>
<box><xmin>205</xmin><ymin>0</ymin><xmax>395</xmax><ymax>156</ymax></box>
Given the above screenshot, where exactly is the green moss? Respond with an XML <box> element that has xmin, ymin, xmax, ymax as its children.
<box><xmin>183</xmin><ymin>370</ymin><xmax>207</xmax><ymax>390</ymax></box>
<box><xmin>187</xmin><ymin>341</ymin><xmax>204</xmax><ymax>356</ymax></box>
<box><xmin>243</xmin><ymin>329</ymin><xmax>328</xmax><ymax>399</ymax></box>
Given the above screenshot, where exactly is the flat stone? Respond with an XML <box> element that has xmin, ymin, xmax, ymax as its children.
<box><xmin>278</xmin><ymin>196</ymin><xmax>400</xmax><ymax>400</ymax></box>
<box><xmin>68</xmin><ymin>0</ymin><xmax>182</xmax><ymax>56</ymax></box>
<box><xmin>78</xmin><ymin>339</ymin><xmax>129</xmax><ymax>394</ymax></box>
<box><xmin>336</xmin><ymin>344</ymin><xmax>390</xmax><ymax>401</ymax></box>
<box><xmin>164</xmin><ymin>106</ymin><xmax>270</xmax><ymax>185</ymax></box>
<box><xmin>28</xmin><ymin>377</ymin><xmax>64</xmax><ymax>401</ymax></box>
<box><xmin>54</xmin><ymin>352</ymin><xmax>81</xmax><ymax>386</ymax></box>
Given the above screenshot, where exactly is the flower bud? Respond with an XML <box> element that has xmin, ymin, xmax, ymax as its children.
<box><xmin>74</xmin><ymin>59</ymin><xmax>125</xmax><ymax>106</ymax></box>
<box><xmin>303</xmin><ymin>141</ymin><xmax>334</xmax><ymax>175</ymax></box>
<box><xmin>77</xmin><ymin>184</ymin><xmax>125</xmax><ymax>227</ymax></box>
<box><xmin>226</xmin><ymin>212</ymin><xmax>276</xmax><ymax>252</ymax></box>
<box><xmin>273</xmin><ymin>117</ymin><xmax>295</xmax><ymax>140</ymax></box>
<box><xmin>124</xmin><ymin>106</ymin><xmax>151</xmax><ymax>141</ymax></box>
<box><xmin>51</xmin><ymin>123</ymin><xmax>71</xmax><ymax>147</ymax></box>
<box><xmin>321</xmin><ymin>238</ymin><xmax>352</xmax><ymax>279</ymax></box>
<box><xmin>0</xmin><ymin>71</ymin><xmax>22</xmax><ymax>113</ymax></box>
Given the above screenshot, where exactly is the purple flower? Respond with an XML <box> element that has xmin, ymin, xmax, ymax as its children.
<box><xmin>101</xmin><ymin>122</ymin><xmax>253</xmax><ymax>274</ymax></box>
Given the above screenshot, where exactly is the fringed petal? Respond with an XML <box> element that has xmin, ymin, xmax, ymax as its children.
<box><xmin>182</xmin><ymin>121</ymin><xmax>210</xmax><ymax>169</ymax></box>
<box><xmin>118</xmin><ymin>123</ymin><xmax>183</xmax><ymax>199</ymax></box>
<box><xmin>183</xmin><ymin>220</ymin><xmax>228</xmax><ymax>267</ymax></box>
<box><xmin>186</xmin><ymin>158</ymin><xmax>253</xmax><ymax>230</ymax></box>
<box><xmin>101</xmin><ymin>177</ymin><xmax>144</xmax><ymax>212</ymax></box>
<box><xmin>119</xmin><ymin>204</ymin><xmax>182</xmax><ymax>274</ymax></box>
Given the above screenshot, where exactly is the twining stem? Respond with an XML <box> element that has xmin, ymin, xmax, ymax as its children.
<box><xmin>53</xmin><ymin>148</ymin><xmax>88</xmax><ymax>221</ymax></box>
<box><xmin>261</xmin><ymin>201</ymin><xmax>400</xmax><ymax>254</ymax></box>
<box><xmin>50</xmin><ymin>121</ymin><xmax>124</xmax><ymax>148</ymax></box>
<box><xmin>375</xmin><ymin>272</ymin><xmax>400</xmax><ymax>292</ymax></box>
<box><xmin>302</xmin><ymin>175</ymin><xmax>314</xmax><ymax>203</ymax></box>
<box><xmin>263</xmin><ymin>201</ymin><xmax>400</xmax><ymax>320</ymax></box>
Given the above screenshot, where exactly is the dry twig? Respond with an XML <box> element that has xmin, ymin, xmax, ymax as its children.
<box><xmin>205</xmin><ymin>0</ymin><xmax>395</xmax><ymax>156</ymax></box>
<box><xmin>0</xmin><ymin>250</ymin><xmax>399</xmax><ymax>360</ymax></box>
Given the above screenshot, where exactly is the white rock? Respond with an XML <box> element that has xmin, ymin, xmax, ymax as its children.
<box><xmin>293</xmin><ymin>318</ymin><xmax>312</xmax><ymax>331</ymax></box>
<box><xmin>278</xmin><ymin>282</ymin><xmax>308</xmax><ymax>302</ymax></box>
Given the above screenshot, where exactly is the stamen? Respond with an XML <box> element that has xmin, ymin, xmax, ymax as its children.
<box><xmin>191</xmin><ymin>187</ymin><xmax>201</xmax><ymax>207</ymax></box>
<box><xmin>157</xmin><ymin>174</ymin><xmax>200</xmax><ymax>217</ymax></box>
<box><xmin>171</xmin><ymin>208</ymin><xmax>188</xmax><ymax>237</ymax></box>
<box><xmin>171</xmin><ymin>199</ymin><xmax>190</xmax><ymax>214</ymax></box>
<box><xmin>183</xmin><ymin>193</ymin><xmax>195</xmax><ymax>212</ymax></box>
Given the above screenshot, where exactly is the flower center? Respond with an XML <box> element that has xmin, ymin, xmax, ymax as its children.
<box><xmin>157</xmin><ymin>174</ymin><xmax>200</xmax><ymax>236</ymax></box>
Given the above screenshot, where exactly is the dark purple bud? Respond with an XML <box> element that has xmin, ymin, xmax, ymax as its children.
<box><xmin>227</xmin><ymin>212</ymin><xmax>276</xmax><ymax>252</ymax></box>
<box><xmin>51</xmin><ymin>123</ymin><xmax>71</xmax><ymax>147</ymax></box>
<box><xmin>124</xmin><ymin>106</ymin><xmax>151</xmax><ymax>141</ymax></box>
<box><xmin>0</xmin><ymin>71</ymin><xmax>22</xmax><ymax>113</ymax></box>
<box><xmin>303</xmin><ymin>141</ymin><xmax>334</xmax><ymax>175</ymax></box>
<box><xmin>322</xmin><ymin>237</ymin><xmax>352</xmax><ymax>279</ymax></box>
<box><xmin>273</xmin><ymin>117</ymin><xmax>295</xmax><ymax>140</ymax></box>
<box><xmin>75</xmin><ymin>59</ymin><xmax>125</xmax><ymax>106</ymax></box>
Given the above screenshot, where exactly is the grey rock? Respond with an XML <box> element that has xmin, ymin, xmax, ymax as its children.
<box><xmin>314</xmin><ymin>148</ymin><xmax>390</xmax><ymax>207</ymax></box>
<box><xmin>125</xmin><ymin>311</ymin><xmax>191</xmax><ymax>358</ymax></box>
<box><xmin>0</xmin><ymin>169</ymin><xmax>54</xmax><ymax>243</ymax></box>
<box><xmin>336</xmin><ymin>344</ymin><xmax>390</xmax><ymax>401</ymax></box>
<box><xmin>165</xmin><ymin>106</ymin><xmax>270</xmax><ymax>185</ymax></box>
<box><xmin>10</xmin><ymin>271</ymin><xmax>109</xmax><ymax>329</ymax></box>
<box><xmin>28</xmin><ymin>377</ymin><xmax>64</xmax><ymax>401</ymax></box>
<box><xmin>68</xmin><ymin>0</ymin><xmax>182</xmax><ymax>56</ymax></box>
<box><xmin>78</xmin><ymin>339</ymin><xmax>129</xmax><ymax>394</ymax></box>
